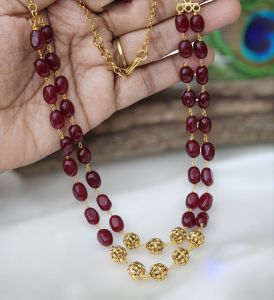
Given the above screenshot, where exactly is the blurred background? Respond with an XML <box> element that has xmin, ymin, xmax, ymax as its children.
<box><xmin>0</xmin><ymin>0</ymin><xmax>273</xmax><ymax>300</ymax></box>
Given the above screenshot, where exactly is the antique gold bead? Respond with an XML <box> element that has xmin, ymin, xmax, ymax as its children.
<box><xmin>172</xmin><ymin>247</ymin><xmax>190</xmax><ymax>265</ymax></box>
<box><xmin>170</xmin><ymin>227</ymin><xmax>187</xmax><ymax>244</ymax></box>
<box><xmin>123</xmin><ymin>232</ymin><xmax>141</xmax><ymax>249</ymax></box>
<box><xmin>127</xmin><ymin>261</ymin><xmax>146</xmax><ymax>280</ymax></box>
<box><xmin>188</xmin><ymin>230</ymin><xmax>205</xmax><ymax>248</ymax></box>
<box><xmin>146</xmin><ymin>238</ymin><xmax>165</xmax><ymax>255</ymax></box>
<box><xmin>110</xmin><ymin>246</ymin><xmax>127</xmax><ymax>263</ymax></box>
<box><xmin>149</xmin><ymin>263</ymin><xmax>169</xmax><ymax>281</ymax></box>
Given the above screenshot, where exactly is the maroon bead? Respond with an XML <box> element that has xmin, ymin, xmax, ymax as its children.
<box><xmin>201</xmin><ymin>142</ymin><xmax>215</xmax><ymax>161</ymax></box>
<box><xmin>188</xmin><ymin>166</ymin><xmax>201</xmax><ymax>184</ymax></box>
<box><xmin>180</xmin><ymin>66</ymin><xmax>194</xmax><ymax>83</ymax></box>
<box><xmin>43</xmin><ymin>84</ymin><xmax>57</xmax><ymax>104</ymax></box>
<box><xmin>182</xmin><ymin>89</ymin><xmax>196</xmax><ymax>108</ymax></box>
<box><xmin>182</xmin><ymin>211</ymin><xmax>195</xmax><ymax>228</ymax></box>
<box><xmin>201</xmin><ymin>168</ymin><xmax>213</xmax><ymax>186</ymax></box>
<box><xmin>77</xmin><ymin>147</ymin><xmax>92</xmax><ymax>164</ymax></box>
<box><xmin>186</xmin><ymin>192</ymin><xmax>199</xmax><ymax>209</ymax></box>
<box><xmin>55</xmin><ymin>76</ymin><xmax>69</xmax><ymax>95</ymax></box>
<box><xmin>178</xmin><ymin>40</ymin><xmax>193</xmax><ymax>58</ymax></box>
<box><xmin>109</xmin><ymin>215</ymin><xmax>124</xmax><ymax>232</ymax></box>
<box><xmin>34</xmin><ymin>59</ymin><xmax>50</xmax><ymax>77</ymax></box>
<box><xmin>198</xmin><ymin>193</ymin><xmax>213</xmax><ymax>211</ymax></box>
<box><xmin>69</xmin><ymin>124</ymin><xmax>83</xmax><ymax>143</ymax></box>
<box><xmin>97</xmin><ymin>194</ymin><xmax>112</xmax><ymax>211</ymax></box>
<box><xmin>97</xmin><ymin>229</ymin><xmax>113</xmax><ymax>246</ymax></box>
<box><xmin>186</xmin><ymin>116</ymin><xmax>198</xmax><ymax>133</ymax></box>
<box><xmin>199</xmin><ymin>116</ymin><xmax>212</xmax><ymax>134</ymax></box>
<box><xmin>63</xmin><ymin>158</ymin><xmax>78</xmax><ymax>177</ymax></box>
<box><xmin>60</xmin><ymin>136</ymin><xmax>74</xmax><ymax>156</ymax></box>
<box><xmin>193</xmin><ymin>40</ymin><xmax>208</xmax><ymax>59</ymax></box>
<box><xmin>196</xmin><ymin>212</ymin><xmax>209</xmax><ymax>227</ymax></box>
<box><xmin>185</xmin><ymin>140</ymin><xmax>200</xmax><ymax>158</ymax></box>
<box><xmin>196</xmin><ymin>66</ymin><xmax>208</xmax><ymax>85</ymax></box>
<box><xmin>190</xmin><ymin>14</ymin><xmax>205</xmax><ymax>33</ymax></box>
<box><xmin>60</xmin><ymin>99</ymin><xmax>75</xmax><ymax>118</ymax></box>
<box><xmin>85</xmin><ymin>207</ymin><xmax>100</xmax><ymax>225</ymax></box>
<box><xmin>175</xmin><ymin>13</ymin><xmax>189</xmax><ymax>33</ymax></box>
<box><xmin>41</xmin><ymin>25</ymin><xmax>54</xmax><ymax>43</ymax></box>
<box><xmin>50</xmin><ymin>110</ymin><xmax>65</xmax><ymax>129</ymax></box>
<box><xmin>198</xmin><ymin>91</ymin><xmax>210</xmax><ymax>108</ymax></box>
<box><xmin>73</xmin><ymin>182</ymin><xmax>88</xmax><ymax>201</ymax></box>
<box><xmin>86</xmin><ymin>171</ymin><xmax>101</xmax><ymax>189</ymax></box>
<box><xmin>45</xmin><ymin>52</ymin><xmax>61</xmax><ymax>71</ymax></box>
<box><xmin>30</xmin><ymin>29</ymin><xmax>45</xmax><ymax>50</ymax></box>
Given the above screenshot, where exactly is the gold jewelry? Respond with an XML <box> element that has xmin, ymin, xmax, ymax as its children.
<box><xmin>116</xmin><ymin>38</ymin><xmax>128</xmax><ymax>69</ymax></box>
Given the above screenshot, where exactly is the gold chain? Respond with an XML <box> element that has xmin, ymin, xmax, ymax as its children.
<box><xmin>75</xmin><ymin>0</ymin><xmax>158</xmax><ymax>78</ymax></box>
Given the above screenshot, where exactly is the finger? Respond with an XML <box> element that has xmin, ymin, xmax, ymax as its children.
<box><xmin>83</xmin><ymin>0</ymin><xmax>114</xmax><ymax>12</ymax></box>
<box><xmin>115</xmin><ymin>48</ymin><xmax>215</xmax><ymax>110</ymax></box>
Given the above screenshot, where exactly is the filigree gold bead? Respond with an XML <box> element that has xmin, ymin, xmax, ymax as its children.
<box><xmin>172</xmin><ymin>247</ymin><xmax>190</xmax><ymax>265</ymax></box>
<box><xmin>146</xmin><ymin>238</ymin><xmax>165</xmax><ymax>255</ymax></box>
<box><xmin>127</xmin><ymin>261</ymin><xmax>146</xmax><ymax>280</ymax></box>
<box><xmin>123</xmin><ymin>232</ymin><xmax>141</xmax><ymax>249</ymax></box>
<box><xmin>149</xmin><ymin>263</ymin><xmax>169</xmax><ymax>281</ymax></box>
<box><xmin>110</xmin><ymin>246</ymin><xmax>127</xmax><ymax>263</ymax></box>
<box><xmin>188</xmin><ymin>230</ymin><xmax>205</xmax><ymax>248</ymax></box>
<box><xmin>170</xmin><ymin>227</ymin><xmax>187</xmax><ymax>244</ymax></box>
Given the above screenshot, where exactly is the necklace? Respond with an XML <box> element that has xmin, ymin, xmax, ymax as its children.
<box><xmin>27</xmin><ymin>0</ymin><xmax>215</xmax><ymax>281</ymax></box>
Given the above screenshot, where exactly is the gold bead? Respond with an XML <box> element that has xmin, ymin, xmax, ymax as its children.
<box><xmin>149</xmin><ymin>263</ymin><xmax>169</xmax><ymax>281</ymax></box>
<box><xmin>110</xmin><ymin>246</ymin><xmax>127</xmax><ymax>263</ymax></box>
<box><xmin>123</xmin><ymin>232</ymin><xmax>140</xmax><ymax>249</ymax></box>
<box><xmin>172</xmin><ymin>247</ymin><xmax>190</xmax><ymax>265</ymax></box>
<box><xmin>127</xmin><ymin>261</ymin><xmax>146</xmax><ymax>280</ymax></box>
<box><xmin>146</xmin><ymin>238</ymin><xmax>165</xmax><ymax>255</ymax></box>
<box><xmin>170</xmin><ymin>227</ymin><xmax>187</xmax><ymax>244</ymax></box>
<box><xmin>188</xmin><ymin>230</ymin><xmax>205</xmax><ymax>248</ymax></box>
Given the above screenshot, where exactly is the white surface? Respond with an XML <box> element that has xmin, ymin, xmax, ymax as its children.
<box><xmin>0</xmin><ymin>145</ymin><xmax>273</xmax><ymax>300</ymax></box>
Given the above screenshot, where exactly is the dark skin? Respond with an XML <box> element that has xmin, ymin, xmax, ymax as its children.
<box><xmin>0</xmin><ymin>0</ymin><xmax>241</xmax><ymax>172</ymax></box>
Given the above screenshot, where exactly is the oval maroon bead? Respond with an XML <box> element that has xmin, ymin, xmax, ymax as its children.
<box><xmin>178</xmin><ymin>40</ymin><xmax>193</xmax><ymax>58</ymax></box>
<box><xmin>180</xmin><ymin>66</ymin><xmax>194</xmax><ymax>83</ymax></box>
<box><xmin>50</xmin><ymin>110</ymin><xmax>65</xmax><ymax>129</ymax></box>
<box><xmin>199</xmin><ymin>116</ymin><xmax>212</xmax><ymax>134</ymax></box>
<box><xmin>43</xmin><ymin>84</ymin><xmax>57</xmax><ymax>104</ymax></box>
<box><xmin>73</xmin><ymin>182</ymin><xmax>88</xmax><ymax>201</ymax></box>
<box><xmin>69</xmin><ymin>124</ymin><xmax>83</xmax><ymax>143</ymax></box>
<box><xmin>97</xmin><ymin>229</ymin><xmax>113</xmax><ymax>246</ymax></box>
<box><xmin>182</xmin><ymin>89</ymin><xmax>196</xmax><ymax>108</ymax></box>
<box><xmin>193</xmin><ymin>40</ymin><xmax>208</xmax><ymax>59</ymax></box>
<box><xmin>190</xmin><ymin>14</ymin><xmax>205</xmax><ymax>33</ymax></box>
<box><xmin>175</xmin><ymin>13</ymin><xmax>189</xmax><ymax>33</ymax></box>
<box><xmin>60</xmin><ymin>136</ymin><xmax>74</xmax><ymax>156</ymax></box>
<box><xmin>182</xmin><ymin>211</ymin><xmax>195</xmax><ymax>228</ymax></box>
<box><xmin>63</xmin><ymin>158</ymin><xmax>78</xmax><ymax>177</ymax></box>
<box><xmin>185</xmin><ymin>140</ymin><xmax>200</xmax><ymax>158</ymax></box>
<box><xmin>196</xmin><ymin>212</ymin><xmax>209</xmax><ymax>227</ymax></box>
<box><xmin>198</xmin><ymin>193</ymin><xmax>213</xmax><ymax>211</ymax></box>
<box><xmin>198</xmin><ymin>91</ymin><xmax>210</xmax><ymax>108</ymax></box>
<box><xmin>186</xmin><ymin>192</ymin><xmax>199</xmax><ymax>209</ymax></box>
<box><xmin>109</xmin><ymin>215</ymin><xmax>124</xmax><ymax>232</ymax></box>
<box><xmin>86</xmin><ymin>171</ymin><xmax>101</xmax><ymax>189</ymax></box>
<box><xmin>60</xmin><ymin>99</ymin><xmax>75</xmax><ymax>118</ymax></box>
<box><xmin>196</xmin><ymin>66</ymin><xmax>208</xmax><ymax>85</ymax></box>
<box><xmin>34</xmin><ymin>59</ymin><xmax>50</xmax><ymax>77</ymax></box>
<box><xmin>85</xmin><ymin>207</ymin><xmax>100</xmax><ymax>225</ymax></box>
<box><xmin>201</xmin><ymin>167</ymin><xmax>213</xmax><ymax>186</ymax></box>
<box><xmin>41</xmin><ymin>25</ymin><xmax>54</xmax><ymax>43</ymax></box>
<box><xmin>186</xmin><ymin>116</ymin><xmax>198</xmax><ymax>133</ymax></box>
<box><xmin>45</xmin><ymin>52</ymin><xmax>61</xmax><ymax>71</ymax></box>
<box><xmin>30</xmin><ymin>29</ymin><xmax>45</xmax><ymax>50</ymax></box>
<box><xmin>201</xmin><ymin>142</ymin><xmax>215</xmax><ymax>161</ymax></box>
<box><xmin>97</xmin><ymin>194</ymin><xmax>112</xmax><ymax>211</ymax></box>
<box><xmin>77</xmin><ymin>147</ymin><xmax>92</xmax><ymax>164</ymax></box>
<box><xmin>188</xmin><ymin>166</ymin><xmax>201</xmax><ymax>184</ymax></box>
<box><xmin>55</xmin><ymin>76</ymin><xmax>69</xmax><ymax>95</ymax></box>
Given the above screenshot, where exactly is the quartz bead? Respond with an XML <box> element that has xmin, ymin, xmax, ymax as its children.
<box><xmin>196</xmin><ymin>66</ymin><xmax>208</xmax><ymax>85</ymax></box>
<box><xmin>85</xmin><ymin>207</ymin><xmax>100</xmax><ymax>225</ymax></box>
<box><xmin>196</xmin><ymin>212</ymin><xmax>209</xmax><ymax>227</ymax></box>
<box><xmin>41</xmin><ymin>25</ymin><xmax>54</xmax><ymax>43</ymax></box>
<box><xmin>182</xmin><ymin>89</ymin><xmax>196</xmax><ymax>108</ymax></box>
<box><xmin>201</xmin><ymin>142</ymin><xmax>215</xmax><ymax>161</ymax></box>
<box><xmin>180</xmin><ymin>66</ymin><xmax>194</xmax><ymax>83</ymax></box>
<box><xmin>30</xmin><ymin>29</ymin><xmax>45</xmax><ymax>50</ymax></box>
<box><xmin>97</xmin><ymin>194</ymin><xmax>112</xmax><ymax>211</ymax></box>
<box><xmin>45</xmin><ymin>52</ymin><xmax>61</xmax><ymax>71</ymax></box>
<box><xmin>188</xmin><ymin>166</ymin><xmax>200</xmax><ymax>184</ymax></box>
<box><xmin>34</xmin><ymin>59</ymin><xmax>50</xmax><ymax>77</ymax></box>
<box><xmin>186</xmin><ymin>192</ymin><xmax>199</xmax><ymax>209</ymax></box>
<box><xmin>43</xmin><ymin>84</ymin><xmax>57</xmax><ymax>104</ymax></box>
<box><xmin>86</xmin><ymin>171</ymin><xmax>101</xmax><ymax>188</ymax></box>
<box><xmin>198</xmin><ymin>91</ymin><xmax>210</xmax><ymax>108</ymax></box>
<box><xmin>63</xmin><ymin>158</ymin><xmax>78</xmax><ymax>177</ymax></box>
<box><xmin>60</xmin><ymin>136</ymin><xmax>74</xmax><ymax>156</ymax></box>
<box><xmin>109</xmin><ymin>215</ymin><xmax>124</xmax><ymax>232</ymax></box>
<box><xmin>193</xmin><ymin>40</ymin><xmax>208</xmax><ymax>59</ymax></box>
<box><xmin>50</xmin><ymin>110</ymin><xmax>64</xmax><ymax>129</ymax></box>
<box><xmin>190</xmin><ymin>14</ymin><xmax>205</xmax><ymax>33</ymax></box>
<box><xmin>182</xmin><ymin>211</ymin><xmax>195</xmax><ymax>228</ymax></box>
<box><xmin>186</xmin><ymin>116</ymin><xmax>198</xmax><ymax>133</ymax></box>
<box><xmin>60</xmin><ymin>99</ymin><xmax>75</xmax><ymax>118</ymax></box>
<box><xmin>199</xmin><ymin>116</ymin><xmax>212</xmax><ymax>134</ymax></box>
<box><xmin>69</xmin><ymin>124</ymin><xmax>83</xmax><ymax>143</ymax></box>
<box><xmin>77</xmin><ymin>147</ymin><xmax>92</xmax><ymax>164</ymax></box>
<box><xmin>73</xmin><ymin>182</ymin><xmax>88</xmax><ymax>201</ymax></box>
<box><xmin>185</xmin><ymin>140</ymin><xmax>200</xmax><ymax>158</ymax></box>
<box><xmin>178</xmin><ymin>40</ymin><xmax>193</xmax><ymax>58</ymax></box>
<box><xmin>201</xmin><ymin>168</ymin><xmax>213</xmax><ymax>186</ymax></box>
<box><xmin>55</xmin><ymin>76</ymin><xmax>69</xmax><ymax>95</ymax></box>
<box><xmin>198</xmin><ymin>193</ymin><xmax>213</xmax><ymax>211</ymax></box>
<box><xmin>97</xmin><ymin>229</ymin><xmax>113</xmax><ymax>246</ymax></box>
<box><xmin>175</xmin><ymin>13</ymin><xmax>189</xmax><ymax>32</ymax></box>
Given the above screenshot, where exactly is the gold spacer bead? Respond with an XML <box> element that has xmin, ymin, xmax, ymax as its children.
<box><xmin>172</xmin><ymin>247</ymin><xmax>190</xmax><ymax>265</ymax></box>
<box><xmin>145</xmin><ymin>238</ymin><xmax>165</xmax><ymax>255</ymax></box>
<box><xmin>149</xmin><ymin>263</ymin><xmax>169</xmax><ymax>281</ymax></box>
<box><xmin>110</xmin><ymin>246</ymin><xmax>127</xmax><ymax>263</ymax></box>
<box><xmin>127</xmin><ymin>261</ymin><xmax>146</xmax><ymax>280</ymax></box>
<box><xmin>123</xmin><ymin>232</ymin><xmax>141</xmax><ymax>249</ymax></box>
<box><xmin>170</xmin><ymin>227</ymin><xmax>187</xmax><ymax>244</ymax></box>
<box><xmin>188</xmin><ymin>230</ymin><xmax>205</xmax><ymax>248</ymax></box>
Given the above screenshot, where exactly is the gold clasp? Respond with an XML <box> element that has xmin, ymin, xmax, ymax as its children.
<box><xmin>176</xmin><ymin>0</ymin><xmax>200</xmax><ymax>14</ymax></box>
<box><xmin>125</xmin><ymin>47</ymin><xmax>148</xmax><ymax>76</ymax></box>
